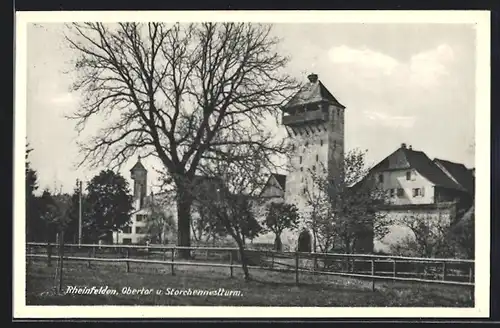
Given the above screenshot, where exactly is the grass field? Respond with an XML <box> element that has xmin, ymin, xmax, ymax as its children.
<box><xmin>26</xmin><ymin>258</ymin><xmax>473</xmax><ymax>307</ymax></box>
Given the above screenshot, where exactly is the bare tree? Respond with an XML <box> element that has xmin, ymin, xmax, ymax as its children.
<box><xmin>303</xmin><ymin>149</ymin><xmax>392</xmax><ymax>254</ymax></box>
<box><xmin>64</xmin><ymin>22</ymin><xmax>299</xmax><ymax>258</ymax></box>
<box><xmin>189</xmin><ymin>144</ymin><xmax>269</xmax><ymax>280</ymax></box>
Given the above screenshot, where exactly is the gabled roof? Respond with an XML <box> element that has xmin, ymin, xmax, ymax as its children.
<box><xmin>272</xmin><ymin>173</ymin><xmax>287</xmax><ymax>191</ymax></box>
<box><xmin>371</xmin><ymin>145</ymin><xmax>466</xmax><ymax>191</ymax></box>
<box><xmin>433</xmin><ymin>159</ymin><xmax>475</xmax><ymax>195</ymax></box>
<box><xmin>259</xmin><ymin>173</ymin><xmax>287</xmax><ymax>197</ymax></box>
<box><xmin>283</xmin><ymin>75</ymin><xmax>344</xmax><ymax>110</ymax></box>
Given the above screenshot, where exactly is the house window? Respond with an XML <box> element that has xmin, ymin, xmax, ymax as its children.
<box><xmin>136</xmin><ymin>214</ymin><xmax>146</xmax><ymax>222</ymax></box>
<box><xmin>412</xmin><ymin>188</ymin><xmax>425</xmax><ymax>197</ymax></box>
<box><xmin>389</xmin><ymin>188</ymin><xmax>395</xmax><ymax>197</ymax></box>
<box><xmin>397</xmin><ymin>188</ymin><xmax>404</xmax><ymax>197</ymax></box>
<box><xmin>316</xmin><ymin>154</ymin><xmax>319</xmax><ymax>162</ymax></box>
<box><xmin>312</xmin><ymin>165</ymin><xmax>316</xmax><ymax>171</ymax></box>
<box><xmin>300</xmin><ymin>167</ymin><xmax>303</xmax><ymax>172</ymax></box>
<box><xmin>135</xmin><ymin>226</ymin><xmax>146</xmax><ymax>234</ymax></box>
<box><xmin>320</xmin><ymin>139</ymin><xmax>323</xmax><ymax>146</ymax></box>
<box><xmin>122</xmin><ymin>238</ymin><xmax>132</xmax><ymax>245</ymax></box>
<box><xmin>122</xmin><ymin>226</ymin><xmax>132</xmax><ymax>234</ymax></box>
<box><xmin>378</xmin><ymin>174</ymin><xmax>384</xmax><ymax>183</ymax></box>
<box><xmin>305</xmin><ymin>141</ymin><xmax>309</xmax><ymax>147</ymax></box>
<box><xmin>300</xmin><ymin>156</ymin><xmax>303</xmax><ymax>164</ymax></box>
<box><xmin>406</xmin><ymin>171</ymin><xmax>412</xmax><ymax>181</ymax></box>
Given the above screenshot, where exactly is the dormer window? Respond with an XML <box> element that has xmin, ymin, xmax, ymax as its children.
<box><xmin>406</xmin><ymin>171</ymin><xmax>412</xmax><ymax>181</ymax></box>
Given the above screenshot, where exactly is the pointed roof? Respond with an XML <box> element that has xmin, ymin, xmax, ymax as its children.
<box><xmin>283</xmin><ymin>73</ymin><xmax>344</xmax><ymax>110</ymax></box>
<box><xmin>433</xmin><ymin>158</ymin><xmax>475</xmax><ymax>195</ymax></box>
<box><xmin>130</xmin><ymin>157</ymin><xmax>147</xmax><ymax>172</ymax></box>
<box><xmin>371</xmin><ymin>144</ymin><xmax>466</xmax><ymax>191</ymax></box>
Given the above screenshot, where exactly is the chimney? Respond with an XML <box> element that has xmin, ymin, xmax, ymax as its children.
<box><xmin>401</xmin><ymin>143</ymin><xmax>407</xmax><ymax>149</ymax></box>
<box><xmin>307</xmin><ymin>73</ymin><xmax>318</xmax><ymax>83</ymax></box>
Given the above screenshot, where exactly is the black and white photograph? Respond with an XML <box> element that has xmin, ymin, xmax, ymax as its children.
<box><xmin>14</xmin><ymin>10</ymin><xmax>490</xmax><ymax>318</ymax></box>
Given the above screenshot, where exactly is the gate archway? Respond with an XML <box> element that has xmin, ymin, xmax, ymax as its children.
<box><xmin>297</xmin><ymin>230</ymin><xmax>312</xmax><ymax>253</ymax></box>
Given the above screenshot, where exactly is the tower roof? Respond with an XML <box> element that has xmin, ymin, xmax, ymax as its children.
<box><xmin>130</xmin><ymin>157</ymin><xmax>147</xmax><ymax>172</ymax></box>
<box><xmin>283</xmin><ymin>73</ymin><xmax>345</xmax><ymax>111</ymax></box>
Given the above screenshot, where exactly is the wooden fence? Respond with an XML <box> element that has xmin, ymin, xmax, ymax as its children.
<box><xmin>26</xmin><ymin>242</ymin><xmax>474</xmax><ymax>295</ymax></box>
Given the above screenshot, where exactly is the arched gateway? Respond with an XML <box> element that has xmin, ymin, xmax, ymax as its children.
<box><xmin>297</xmin><ymin>230</ymin><xmax>312</xmax><ymax>253</ymax></box>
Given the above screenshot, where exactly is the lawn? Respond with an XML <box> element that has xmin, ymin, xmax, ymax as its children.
<box><xmin>25</xmin><ymin>258</ymin><xmax>473</xmax><ymax>307</ymax></box>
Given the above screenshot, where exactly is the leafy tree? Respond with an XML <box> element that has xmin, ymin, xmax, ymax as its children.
<box><xmin>38</xmin><ymin>190</ymin><xmax>72</xmax><ymax>241</ymax></box>
<box><xmin>25</xmin><ymin>143</ymin><xmax>38</xmax><ymax>242</ymax></box>
<box><xmin>65</xmin><ymin>22</ymin><xmax>299</xmax><ymax>258</ymax></box>
<box><xmin>390</xmin><ymin>212</ymin><xmax>454</xmax><ymax>258</ymax></box>
<box><xmin>84</xmin><ymin>170</ymin><xmax>134</xmax><ymax>243</ymax></box>
<box><xmin>144</xmin><ymin>198</ymin><xmax>176</xmax><ymax>244</ymax></box>
<box><xmin>191</xmin><ymin>206</ymin><xmax>227</xmax><ymax>245</ymax></box>
<box><xmin>303</xmin><ymin>148</ymin><xmax>392</xmax><ymax>254</ymax></box>
<box><xmin>264</xmin><ymin>202</ymin><xmax>299</xmax><ymax>251</ymax></box>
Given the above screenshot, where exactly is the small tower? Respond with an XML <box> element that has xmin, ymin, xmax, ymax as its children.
<box><xmin>130</xmin><ymin>156</ymin><xmax>148</xmax><ymax>209</ymax></box>
<box><xmin>281</xmin><ymin>73</ymin><xmax>346</xmax><ymax>250</ymax></box>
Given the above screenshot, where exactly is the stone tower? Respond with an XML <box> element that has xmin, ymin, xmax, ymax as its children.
<box><xmin>130</xmin><ymin>156</ymin><xmax>148</xmax><ymax>209</ymax></box>
<box><xmin>281</xmin><ymin>73</ymin><xmax>345</xmax><ymax>251</ymax></box>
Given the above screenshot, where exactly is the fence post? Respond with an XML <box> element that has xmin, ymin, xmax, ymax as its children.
<box><xmin>271</xmin><ymin>251</ymin><xmax>275</xmax><ymax>270</ymax></box>
<box><xmin>371</xmin><ymin>259</ymin><xmax>375</xmax><ymax>292</ymax></box>
<box><xmin>392</xmin><ymin>259</ymin><xmax>397</xmax><ymax>280</ymax></box>
<box><xmin>295</xmin><ymin>252</ymin><xmax>299</xmax><ymax>285</ymax></box>
<box><xmin>442</xmin><ymin>262</ymin><xmax>447</xmax><ymax>281</ymax></box>
<box><xmin>87</xmin><ymin>247</ymin><xmax>92</xmax><ymax>268</ymax></box>
<box><xmin>126</xmin><ymin>248</ymin><xmax>130</xmax><ymax>273</ymax></box>
<box><xmin>171</xmin><ymin>247</ymin><xmax>175</xmax><ymax>276</ymax></box>
<box><xmin>47</xmin><ymin>241</ymin><xmax>52</xmax><ymax>267</ymax></box>
<box><xmin>469</xmin><ymin>265</ymin><xmax>474</xmax><ymax>302</ymax></box>
<box><xmin>57</xmin><ymin>231</ymin><xmax>65</xmax><ymax>294</ymax></box>
<box><xmin>229</xmin><ymin>250</ymin><xmax>233</xmax><ymax>278</ymax></box>
<box><xmin>162</xmin><ymin>248</ymin><xmax>166</xmax><ymax>262</ymax></box>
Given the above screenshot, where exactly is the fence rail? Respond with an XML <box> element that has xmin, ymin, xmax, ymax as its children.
<box><xmin>26</xmin><ymin>242</ymin><xmax>475</xmax><ymax>293</ymax></box>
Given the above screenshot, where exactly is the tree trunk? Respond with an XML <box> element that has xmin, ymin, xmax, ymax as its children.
<box><xmin>234</xmin><ymin>236</ymin><xmax>250</xmax><ymax>281</ymax></box>
<box><xmin>274</xmin><ymin>234</ymin><xmax>282</xmax><ymax>252</ymax></box>
<box><xmin>176</xmin><ymin>194</ymin><xmax>193</xmax><ymax>259</ymax></box>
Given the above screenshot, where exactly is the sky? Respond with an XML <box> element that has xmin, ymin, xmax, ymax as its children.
<box><xmin>25</xmin><ymin>22</ymin><xmax>477</xmax><ymax>195</ymax></box>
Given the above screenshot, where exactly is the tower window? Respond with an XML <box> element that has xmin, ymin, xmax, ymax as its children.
<box><xmin>316</xmin><ymin>154</ymin><xmax>319</xmax><ymax>162</ymax></box>
<box><xmin>406</xmin><ymin>171</ymin><xmax>412</xmax><ymax>180</ymax></box>
<box><xmin>300</xmin><ymin>156</ymin><xmax>302</xmax><ymax>164</ymax></box>
<box><xmin>320</xmin><ymin>139</ymin><xmax>323</xmax><ymax>146</ymax></box>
